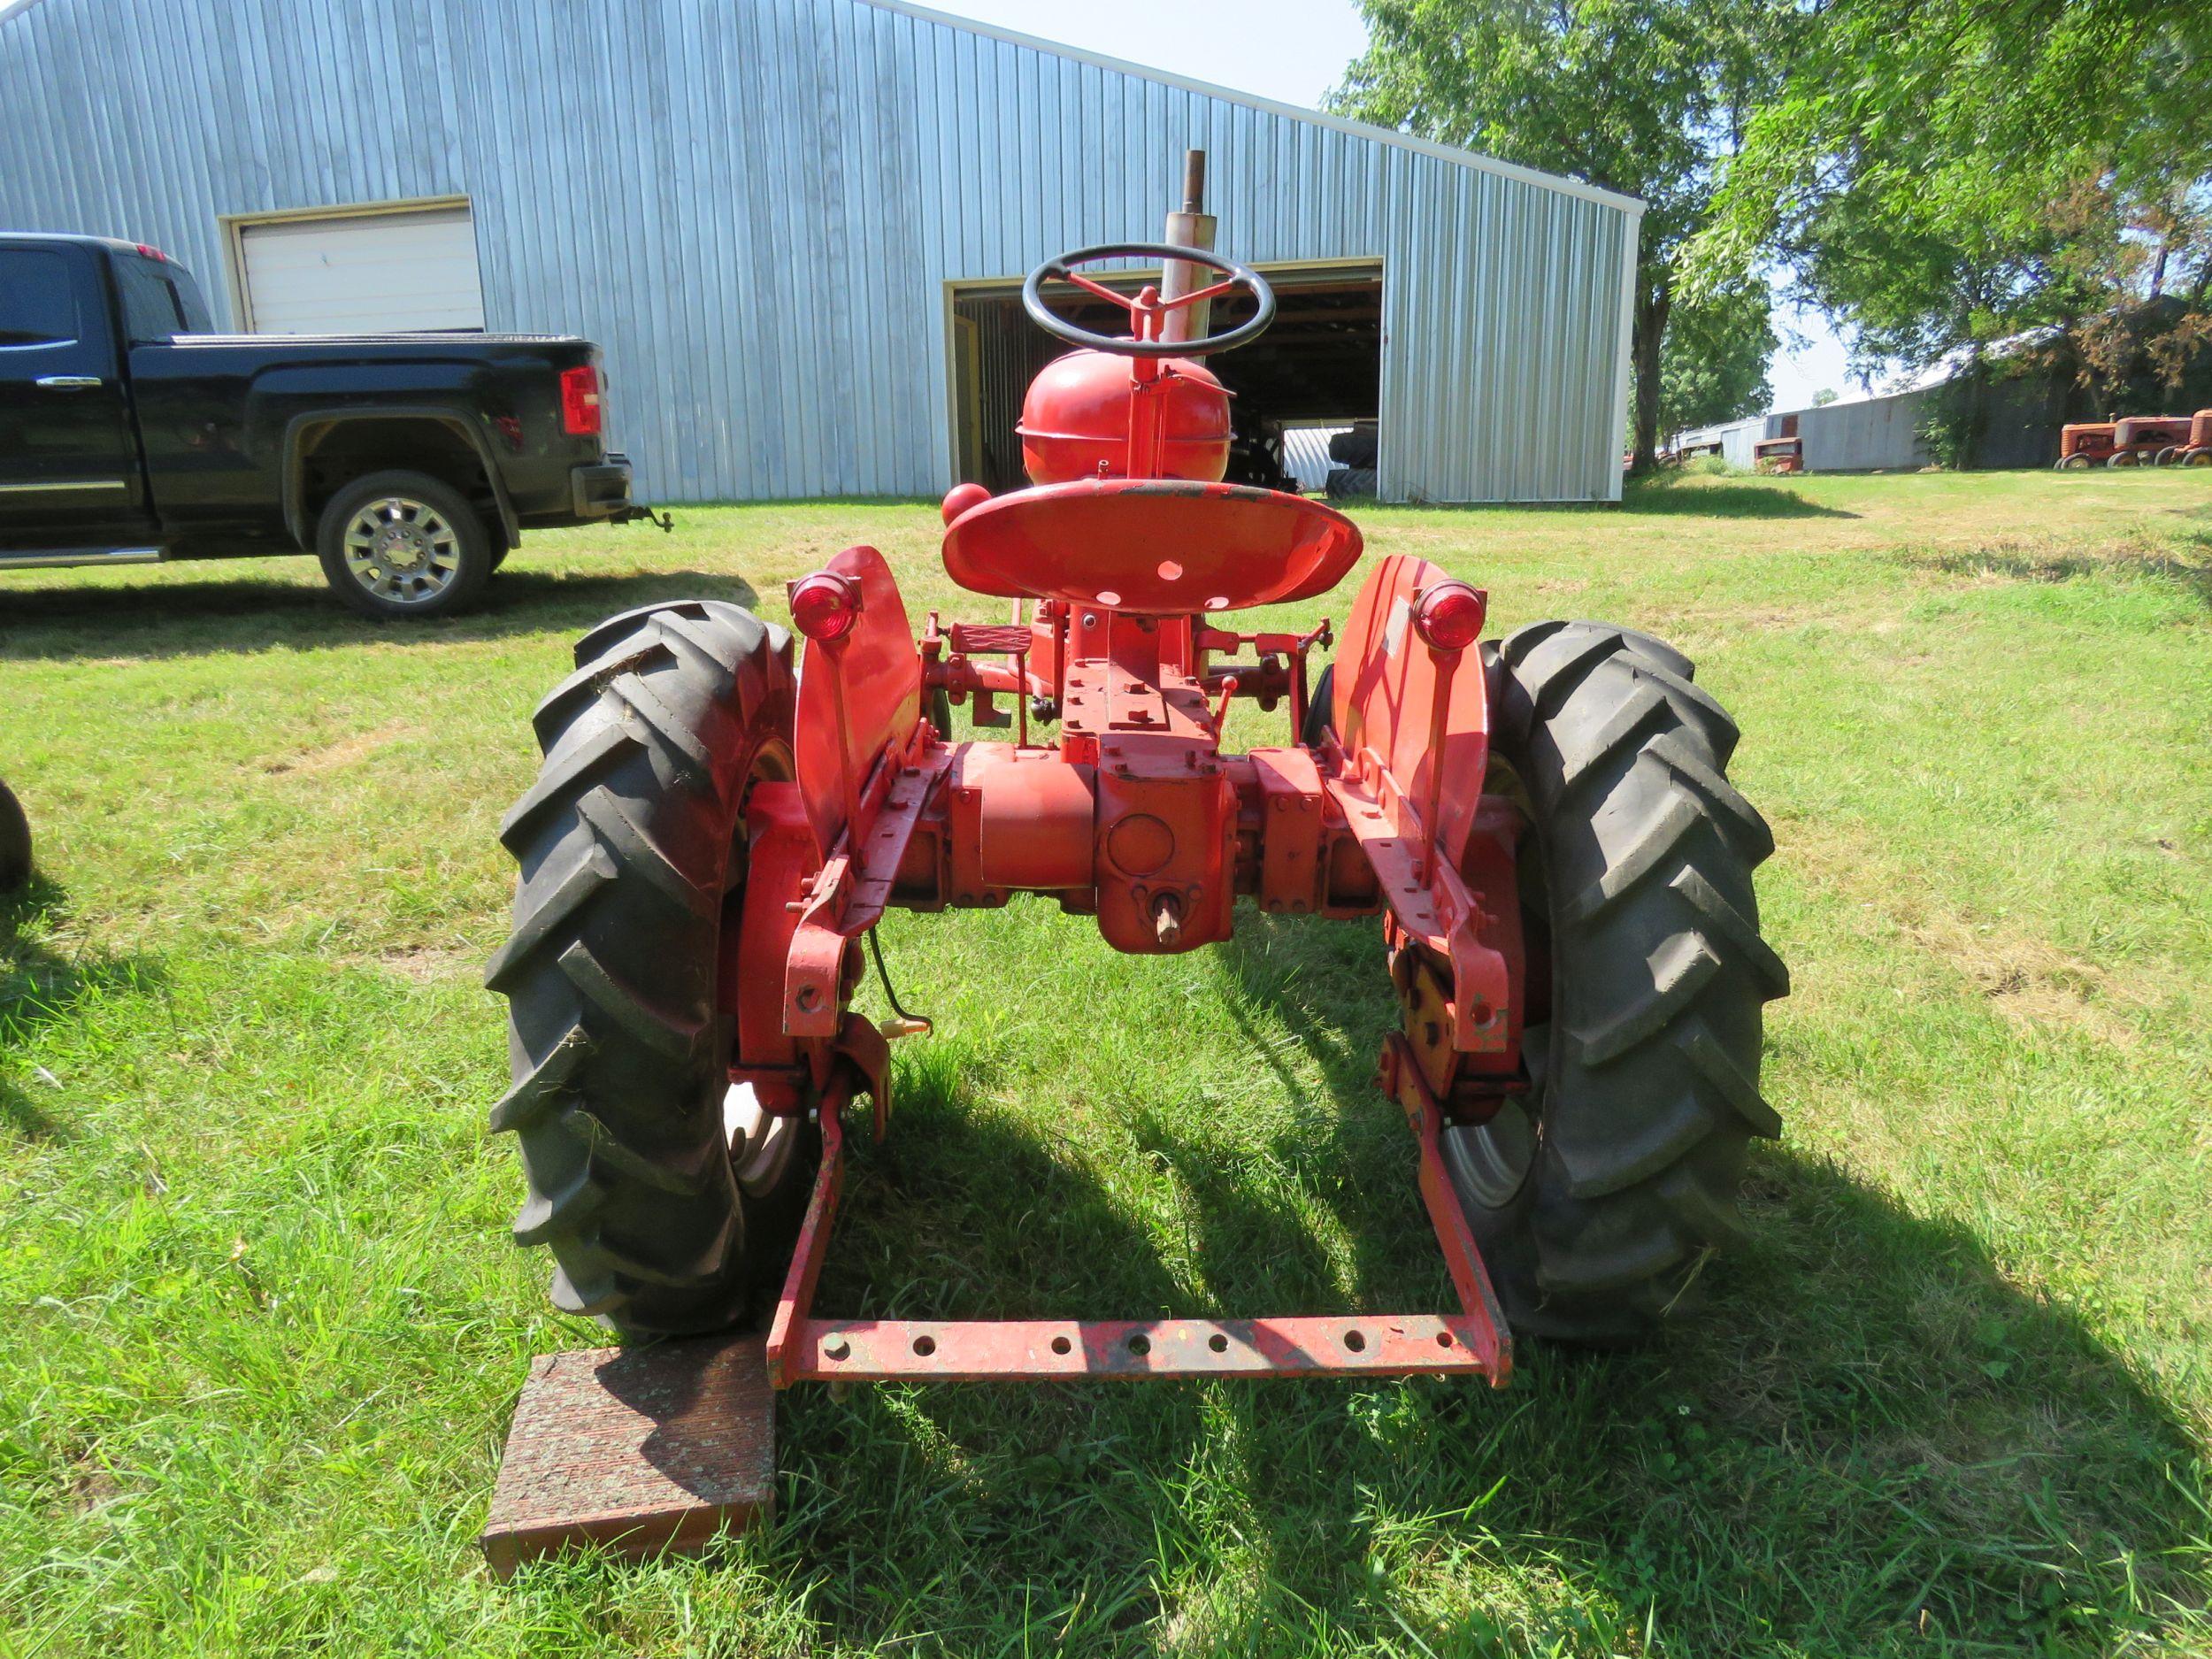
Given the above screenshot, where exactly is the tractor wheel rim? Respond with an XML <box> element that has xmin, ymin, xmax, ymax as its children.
<box><xmin>726</xmin><ymin>1087</ymin><xmax>803</xmax><ymax>1195</ymax></box>
<box><xmin>343</xmin><ymin>496</ymin><xmax>461</xmax><ymax>604</ymax></box>
<box><xmin>1443</xmin><ymin>1098</ymin><xmax>1537</xmax><ymax>1211</ymax></box>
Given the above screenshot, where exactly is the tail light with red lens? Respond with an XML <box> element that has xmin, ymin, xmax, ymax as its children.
<box><xmin>559</xmin><ymin>365</ymin><xmax>603</xmax><ymax>437</ymax></box>
<box><xmin>1412</xmin><ymin>580</ymin><xmax>1486</xmax><ymax>653</ymax></box>
<box><xmin>787</xmin><ymin>572</ymin><xmax>861</xmax><ymax>641</ymax></box>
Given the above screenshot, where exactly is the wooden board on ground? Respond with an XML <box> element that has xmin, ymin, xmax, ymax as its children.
<box><xmin>481</xmin><ymin>1334</ymin><xmax>772</xmax><ymax>1578</ymax></box>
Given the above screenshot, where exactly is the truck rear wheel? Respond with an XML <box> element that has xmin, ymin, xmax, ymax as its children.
<box><xmin>316</xmin><ymin>470</ymin><xmax>495</xmax><ymax>619</ymax></box>
<box><xmin>488</xmin><ymin>599</ymin><xmax>818</xmax><ymax>1339</ymax></box>
<box><xmin>1444</xmin><ymin>622</ymin><xmax>1787</xmax><ymax>1343</ymax></box>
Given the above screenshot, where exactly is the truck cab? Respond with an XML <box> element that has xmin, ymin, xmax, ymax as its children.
<box><xmin>0</xmin><ymin>236</ymin><xmax>196</xmax><ymax>554</ymax></box>
<box><xmin>0</xmin><ymin>233</ymin><xmax>646</xmax><ymax>617</ymax></box>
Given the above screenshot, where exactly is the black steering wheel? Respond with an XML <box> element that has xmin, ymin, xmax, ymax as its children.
<box><xmin>1021</xmin><ymin>242</ymin><xmax>1277</xmax><ymax>359</ymax></box>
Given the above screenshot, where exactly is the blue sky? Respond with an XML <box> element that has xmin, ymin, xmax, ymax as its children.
<box><xmin>928</xmin><ymin>0</ymin><xmax>1863</xmax><ymax>412</ymax></box>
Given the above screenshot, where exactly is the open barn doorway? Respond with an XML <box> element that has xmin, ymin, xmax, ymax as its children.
<box><xmin>948</xmin><ymin>262</ymin><xmax>1384</xmax><ymax>497</ymax></box>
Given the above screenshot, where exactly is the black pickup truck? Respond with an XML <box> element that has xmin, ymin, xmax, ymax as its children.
<box><xmin>0</xmin><ymin>233</ymin><xmax>649</xmax><ymax>618</ymax></box>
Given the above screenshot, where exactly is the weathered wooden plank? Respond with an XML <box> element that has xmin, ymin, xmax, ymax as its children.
<box><xmin>481</xmin><ymin>1335</ymin><xmax>772</xmax><ymax>1578</ymax></box>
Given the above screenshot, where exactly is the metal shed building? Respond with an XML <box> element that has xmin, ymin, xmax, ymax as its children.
<box><xmin>0</xmin><ymin>0</ymin><xmax>1643</xmax><ymax>505</ymax></box>
<box><xmin>1671</xmin><ymin>389</ymin><xmax>1938</xmax><ymax>474</ymax></box>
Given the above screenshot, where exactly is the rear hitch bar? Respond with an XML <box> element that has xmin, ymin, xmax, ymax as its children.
<box><xmin>764</xmin><ymin>1036</ymin><xmax>1511</xmax><ymax>1388</ymax></box>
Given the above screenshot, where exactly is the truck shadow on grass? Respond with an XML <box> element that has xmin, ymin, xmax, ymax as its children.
<box><xmin>758</xmin><ymin>917</ymin><xmax>2208</xmax><ymax>1655</ymax></box>
<box><xmin>0</xmin><ymin>877</ymin><xmax>162</xmax><ymax>1141</ymax></box>
<box><xmin>0</xmin><ymin>568</ymin><xmax>759</xmax><ymax>663</ymax></box>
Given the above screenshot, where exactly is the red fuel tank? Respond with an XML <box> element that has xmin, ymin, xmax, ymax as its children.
<box><xmin>1018</xmin><ymin>349</ymin><xmax>1231</xmax><ymax>484</ymax></box>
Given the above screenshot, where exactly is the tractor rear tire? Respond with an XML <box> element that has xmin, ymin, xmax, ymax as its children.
<box><xmin>487</xmin><ymin>598</ymin><xmax>819</xmax><ymax>1340</ymax></box>
<box><xmin>1302</xmin><ymin>663</ymin><xmax>1336</xmax><ymax>749</ymax></box>
<box><xmin>1441</xmin><ymin>621</ymin><xmax>1787</xmax><ymax>1344</ymax></box>
<box><xmin>0</xmin><ymin>780</ymin><xmax>30</xmax><ymax>892</ymax></box>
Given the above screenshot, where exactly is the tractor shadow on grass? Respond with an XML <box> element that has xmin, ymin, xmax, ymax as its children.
<box><xmin>0</xmin><ymin>567</ymin><xmax>758</xmax><ymax>664</ymax></box>
<box><xmin>0</xmin><ymin>876</ymin><xmax>163</xmax><ymax>1141</ymax></box>
<box><xmin>766</xmin><ymin>1041</ymin><xmax>1241</xmax><ymax>1643</ymax></box>
<box><xmin>1164</xmin><ymin>910</ymin><xmax>2212</xmax><ymax>1655</ymax></box>
<box><xmin>742</xmin><ymin>918</ymin><xmax>2204</xmax><ymax>1654</ymax></box>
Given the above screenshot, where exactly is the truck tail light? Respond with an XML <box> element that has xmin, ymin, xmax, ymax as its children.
<box><xmin>560</xmin><ymin>365</ymin><xmax>603</xmax><ymax>436</ymax></box>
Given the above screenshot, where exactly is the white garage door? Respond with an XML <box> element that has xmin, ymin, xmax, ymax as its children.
<box><xmin>239</xmin><ymin>204</ymin><xmax>485</xmax><ymax>334</ymax></box>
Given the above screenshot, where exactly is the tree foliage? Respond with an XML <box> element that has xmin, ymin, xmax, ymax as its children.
<box><xmin>1661</xmin><ymin>280</ymin><xmax>1773</xmax><ymax>435</ymax></box>
<box><xmin>1332</xmin><ymin>0</ymin><xmax>1801</xmax><ymax>472</ymax></box>
<box><xmin>1689</xmin><ymin>0</ymin><xmax>2212</xmax><ymax>378</ymax></box>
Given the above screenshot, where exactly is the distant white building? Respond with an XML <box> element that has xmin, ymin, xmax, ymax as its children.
<box><xmin>1669</xmin><ymin>326</ymin><xmax>2073</xmax><ymax>472</ymax></box>
<box><xmin>1670</xmin><ymin>387</ymin><xmax>1936</xmax><ymax>472</ymax></box>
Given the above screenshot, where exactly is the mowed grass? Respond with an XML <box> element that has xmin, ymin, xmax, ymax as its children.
<box><xmin>2</xmin><ymin>467</ymin><xmax>2209</xmax><ymax>1656</ymax></box>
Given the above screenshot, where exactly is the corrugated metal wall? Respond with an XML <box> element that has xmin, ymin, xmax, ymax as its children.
<box><xmin>1283</xmin><ymin>428</ymin><xmax>1351</xmax><ymax>492</ymax></box>
<box><xmin>0</xmin><ymin>0</ymin><xmax>1640</xmax><ymax>504</ymax></box>
<box><xmin>1669</xmin><ymin>416</ymin><xmax>1763</xmax><ymax>470</ymax></box>
<box><xmin>1776</xmin><ymin>392</ymin><xmax>1933</xmax><ymax>472</ymax></box>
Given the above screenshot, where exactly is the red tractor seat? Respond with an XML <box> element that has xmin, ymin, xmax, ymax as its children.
<box><xmin>941</xmin><ymin>479</ymin><xmax>1363</xmax><ymax>614</ymax></box>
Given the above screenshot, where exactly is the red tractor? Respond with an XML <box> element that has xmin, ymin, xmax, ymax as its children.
<box><xmin>2055</xmin><ymin>421</ymin><xmax>2118</xmax><ymax>468</ymax></box>
<box><xmin>2108</xmin><ymin>414</ymin><xmax>2194</xmax><ymax>466</ymax></box>
<box><xmin>2174</xmin><ymin>408</ymin><xmax>2212</xmax><ymax>466</ymax></box>
<box><xmin>488</xmin><ymin>181</ymin><xmax>1787</xmax><ymax>1387</ymax></box>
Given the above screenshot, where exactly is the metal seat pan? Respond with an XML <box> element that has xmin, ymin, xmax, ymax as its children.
<box><xmin>941</xmin><ymin>479</ymin><xmax>1363</xmax><ymax>614</ymax></box>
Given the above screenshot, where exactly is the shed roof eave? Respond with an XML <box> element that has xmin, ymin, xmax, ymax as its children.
<box><xmin>865</xmin><ymin>0</ymin><xmax>1647</xmax><ymax>217</ymax></box>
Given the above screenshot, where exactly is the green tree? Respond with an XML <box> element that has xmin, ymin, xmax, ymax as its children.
<box><xmin>1689</xmin><ymin>0</ymin><xmax>2212</xmax><ymax>377</ymax></box>
<box><xmin>1810</xmin><ymin>388</ymin><xmax>1838</xmax><ymax>406</ymax></box>
<box><xmin>1333</xmin><ymin>0</ymin><xmax>1801</xmax><ymax>473</ymax></box>
<box><xmin>1661</xmin><ymin>280</ymin><xmax>1774</xmax><ymax>438</ymax></box>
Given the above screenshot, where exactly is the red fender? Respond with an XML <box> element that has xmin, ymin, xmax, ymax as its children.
<box><xmin>794</xmin><ymin>544</ymin><xmax>921</xmax><ymax>860</ymax></box>
<box><xmin>1334</xmin><ymin>554</ymin><xmax>1492</xmax><ymax>871</ymax></box>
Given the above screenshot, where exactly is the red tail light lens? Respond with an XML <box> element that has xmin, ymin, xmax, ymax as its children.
<box><xmin>788</xmin><ymin>572</ymin><xmax>861</xmax><ymax>641</ymax></box>
<box><xmin>1412</xmin><ymin>580</ymin><xmax>1486</xmax><ymax>653</ymax></box>
<box><xmin>559</xmin><ymin>365</ymin><xmax>603</xmax><ymax>436</ymax></box>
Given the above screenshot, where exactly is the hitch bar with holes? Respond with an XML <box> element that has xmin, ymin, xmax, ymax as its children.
<box><xmin>764</xmin><ymin>1032</ymin><xmax>1513</xmax><ymax>1388</ymax></box>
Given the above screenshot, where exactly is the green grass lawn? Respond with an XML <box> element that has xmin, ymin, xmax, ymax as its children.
<box><xmin>3</xmin><ymin>468</ymin><xmax>2209</xmax><ymax>1656</ymax></box>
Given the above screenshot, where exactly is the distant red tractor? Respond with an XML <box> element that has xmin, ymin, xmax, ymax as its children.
<box><xmin>2056</xmin><ymin>421</ymin><xmax>2118</xmax><ymax>468</ymax></box>
<box><xmin>2173</xmin><ymin>409</ymin><xmax>2212</xmax><ymax>466</ymax></box>
<box><xmin>2108</xmin><ymin>415</ymin><xmax>2194</xmax><ymax>467</ymax></box>
<box><xmin>486</xmin><ymin>161</ymin><xmax>1787</xmax><ymax>1390</ymax></box>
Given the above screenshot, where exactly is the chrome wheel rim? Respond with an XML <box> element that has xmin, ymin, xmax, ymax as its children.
<box><xmin>725</xmin><ymin>1084</ymin><xmax>803</xmax><ymax>1197</ymax></box>
<box><xmin>1442</xmin><ymin>1098</ymin><xmax>1539</xmax><ymax>1210</ymax></box>
<box><xmin>342</xmin><ymin>495</ymin><xmax>461</xmax><ymax>604</ymax></box>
